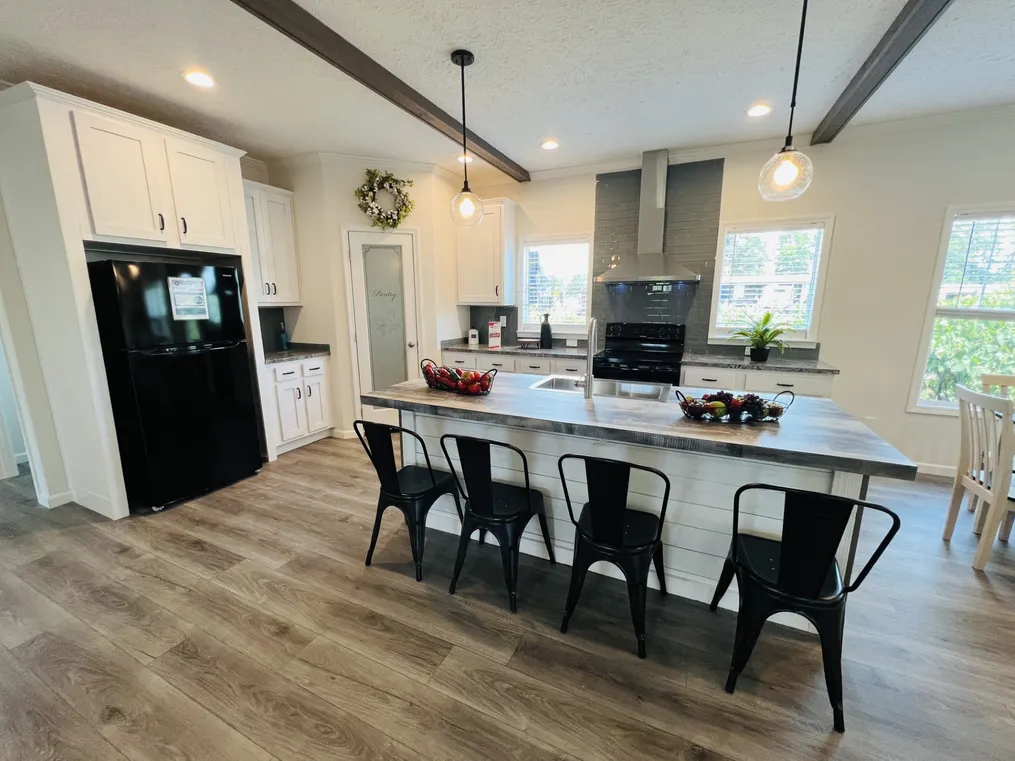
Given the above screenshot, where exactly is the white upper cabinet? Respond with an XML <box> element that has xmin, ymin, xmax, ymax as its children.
<box><xmin>243</xmin><ymin>181</ymin><xmax>301</xmax><ymax>305</ymax></box>
<box><xmin>165</xmin><ymin>138</ymin><xmax>235</xmax><ymax>250</ymax></box>
<box><xmin>72</xmin><ymin>111</ymin><xmax>170</xmax><ymax>244</ymax></box>
<box><xmin>457</xmin><ymin>199</ymin><xmax>516</xmax><ymax>305</ymax></box>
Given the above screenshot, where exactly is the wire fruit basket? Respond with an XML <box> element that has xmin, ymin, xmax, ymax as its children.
<box><xmin>421</xmin><ymin>359</ymin><xmax>497</xmax><ymax>396</ymax></box>
<box><xmin>675</xmin><ymin>390</ymin><xmax>794</xmax><ymax>423</ymax></box>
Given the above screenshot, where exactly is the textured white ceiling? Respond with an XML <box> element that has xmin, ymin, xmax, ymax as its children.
<box><xmin>1</xmin><ymin>0</ymin><xmax>1012</xmax><ymax>182</ymax></box>
<box><xmin>856</xmin><ymin>0</ymin><xmax>1015</xmax><ymax>124</ymax></box>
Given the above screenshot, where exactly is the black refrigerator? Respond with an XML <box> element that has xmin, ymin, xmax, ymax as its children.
<box><xmin>88</xmin><ymin>260</ymin><xmax>262</xmax><ymax>512</ymax></box>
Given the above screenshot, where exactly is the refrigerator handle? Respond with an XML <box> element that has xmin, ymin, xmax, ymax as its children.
<box><xmin>136</xmin><ymin>341</ymin><xmax>243</xmax><ymax>357</ymax></box>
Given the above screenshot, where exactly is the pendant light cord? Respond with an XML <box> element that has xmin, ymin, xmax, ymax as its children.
<box><xmin>459</xmin><ymin>59</ymin><xmax>470</xmax><ymax>190</ymax></box>
<box><xmin>785</xmin><ymin>0</ymin><xmax>808</xmax><ymax>149</ymax></box>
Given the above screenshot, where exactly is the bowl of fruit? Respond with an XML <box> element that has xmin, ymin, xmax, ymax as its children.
<box><xmin>675</xmin><ymin>389</ymin><xmax>793</xmax><ymax>423</ymax></box>
<box><xmin>421</xmin><ymin>359</ymin><xmax>496</xmax><ymax>396</ymax></box>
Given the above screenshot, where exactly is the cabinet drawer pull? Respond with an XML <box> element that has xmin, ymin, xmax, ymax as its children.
<box><xmin>702</xmin><ymin>377</ymin><xmax>718</xmax><ymax>383</ymax></box>
<box><xmin>272</xmin><ymin>283</ymin><xmax>277</xmax><ymax>295</ymax></box>
<box><xmin>307</xmin><ymin>385</ymin><xmax>312</xmax><ymax>397</ymax></box>
<box><xmin>158</xmin><ymin>213</ymin><xmax>165</xmax><ymax>231</ymax></box>
<box><xmin>776</xmin><ymin>383</ymin><xmax>795</xmax><ymax>388</ymax></box>
<box><xmin>264</xmin><ymin>282</ymin><xmax>270</xmax><ymax>295</ymax></box>
<box><xmin>495</xmin><ymin>285</ymin><xmax>499</xmax><ymax>297</ymax></box>
<box><xmin>564</xmin><ymin>368</ymin><xmax>578</xmax><ymax>372</ymax></box>
<box><xmin>528</xmin><ymin>365</ymin><xmax>542</xmax><ymax>369</ymax></box>
<box><xmin>296</xmin><ymin>386</ymin><xmax>301</xmax><ymax>399</ymax></box>
<box><xmin>282</xmin><ymin>370</ymin><xmax>295</xmax><ymax>376</ymax></box>
<box><xmin>491</xmin><ymin>363</ymin><xmax>504</xmax><ymax>367</ymax></box>
<box><xmin>309</xmin><ymin>366</ymin><xmax>320</xmax><ymax>371</ymax></box>
<box><xmin>181</xmin><ymin>217</ymin><xmax>188</xmax><ymax>235</ymax></box>
<box><xmin>454</xmin><ymin>360</ymin><xmax>466</xmax><ymax>364</ymax></box>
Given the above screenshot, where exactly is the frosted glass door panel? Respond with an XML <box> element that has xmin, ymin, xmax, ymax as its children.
<box><xmin>363</xmin><ymin>245</ymin><xmax>408</xmax><ymax>390</ymax></box>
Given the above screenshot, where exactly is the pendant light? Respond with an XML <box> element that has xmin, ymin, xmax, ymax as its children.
<box><xmin>450</xmin><ymin>49</ymin><xmax>484</xmax><ymax>226</ymax></box>
<box><xmin>759</xmin><ymin>0</ymin><xmax>813</xmax><ymax>202</ymax></box>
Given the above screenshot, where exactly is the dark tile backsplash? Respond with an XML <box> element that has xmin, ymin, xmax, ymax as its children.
<box><xmin>468</xmin><ymin>306</ymin><xmax>519</xmax><ymax>345</ymax></box>
<box><xmin>258</xmin><ymin>307</ymin><xmax>286</xmax><ymax>353</ymax></box>
<box><xmin>591</xmin><ymin>159</ymin><xmax>818</xmax><ymax>360</ymax></box>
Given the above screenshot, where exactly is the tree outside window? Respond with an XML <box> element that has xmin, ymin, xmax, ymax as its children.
<box><xmin>521</xmin><ymin>240</ymin><xmax>590</xmax><ymax>330</ymax></box>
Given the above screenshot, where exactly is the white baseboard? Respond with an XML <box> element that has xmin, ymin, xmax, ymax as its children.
<box><xmin>424</xmin><ymin>507</ymin><xmax>813</xmax><ymax>633</ymax></box>
<box><xmin>39</xmin><ymin>489</ymin><xmax>73</xmax><ymax>508</ymax></box>
<box><xmin>277</xmin><ymin>429</ymin><xmax>333</xmax><ymax>455</ymax></box>
<box><xmin>917</xmin><ymin>462</ymin><xmax>956</xmax><ymax>478</ymax></box>
<box><xmin>14</xmin><ymin>452</ymin><xmax>28</xmax><ymax>464</ymax></box>
<box><xmin>331</xmin><ymin>429</ymin><xmax>357</xmax><ymax>440</ymax></box>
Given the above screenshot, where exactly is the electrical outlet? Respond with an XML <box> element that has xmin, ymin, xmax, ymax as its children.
<box><xmin>500</xmin><ymin>315</ymin><xmax>507</xmax><ymax>326</ymax></box>
<box><xmin>744</xmin><ymin>346</ymin><xmax>751</xmax><ymax>356</ymax></box>
<box><xmin>566</xmin><ymin>338</ymin><xmax>578</xmax><ymax>347</ymax></box>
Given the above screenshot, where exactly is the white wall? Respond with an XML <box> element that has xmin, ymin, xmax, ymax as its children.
<box><xmin>0</xmin><ymin>340</ymin><xmax>26</xmax><ymax>464</ymax></box>
<box><xmin>474</xmin><ymin>173</ymin><xmax>597</xmax><ymax>242</ymax></box>
<box><xmin>718</xmin><ymin>112</ymin><xmax>1015</xmax><ymax>472</ymax></box>
<box><xmin>270</xmin><ymin>154</ymin><xmax>467</xmax><ymax>434</ymax></box>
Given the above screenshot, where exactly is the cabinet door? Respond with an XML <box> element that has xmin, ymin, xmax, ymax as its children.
<box><xmin>275</xmin><ymin>379</ymin><xmax>308</xmax><ymax>441</ymax></box>
<box><xmin>165</xmin><ymin>138</ymin><xmax>236</xmax><ymax>250</ymax></box>
<box><xmin>304</xmin><ymin>377</ymin><xmax>330</xmax><ymax>433</ymax></box>
<box><xmin>244</xmin><ymin>189</ymin><xmax>274</xmax><ymax>304</ymax></box>
<box><xmin>261</xmin><ymin>191</ymin><xmax>301</xmax><ymax>304</ymax></box>
<box><xmin>457</xmin><ymin>204</ymin><xmax>502</xmax><ymax>304</ymax></box>
<box><xmin>72</xmin><ymin>111</ymin><xmax>170</xmax><ymax>243</ymax></box>
<box><xmin>743</xmin><ymin>371</ymin><xmax>834</xmax><ymax>397</ymax></box>
<box><xmin>443</xmin><ymin>352</ymin><xmax>477</xmax><ymax>369</ymax></box>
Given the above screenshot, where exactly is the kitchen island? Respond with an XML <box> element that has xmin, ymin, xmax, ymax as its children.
<box><xmin>361</xmin><ymin>374</ymin><xmax>916</xmax><ymax>630</ymax></box>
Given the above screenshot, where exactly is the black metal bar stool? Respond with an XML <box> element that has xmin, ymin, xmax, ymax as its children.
<box><xmin>354</xmin><ymin>420</ymin><xmax>461</xmax><ymax>582</ymax></box>
<box><xmin>557</xmin><ymin>454</ymin><xmax>670</xmax><ymax>659</ymax></box>
<box><xmin>440</xmin><ymin>434</ymin><xmax>555</xmax><ymax>612</ymax></box>
<box><xmin>709</xmin><ymin>483</ymin><xmax>900</xmax><ymax>733</ymax></box>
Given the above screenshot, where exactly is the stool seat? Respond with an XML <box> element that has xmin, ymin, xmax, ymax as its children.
<box><xmin>467</xmin><ymin>482</ymin><xmax>546</xmax><ymax>520</ymax></box>
<box><xmin>736</xmin><ymin>534</ymin><xmax>843</xmax><ymax>602</ymax></box>
<box><xmin>578</xmin><ymin>504</ymin><xmax>659</xmax><ymax>549</ymax></box>
<box><xmin>398</xmin><ymin>466</ymin><xmax>454</xmax><ymax>497</ymax></box>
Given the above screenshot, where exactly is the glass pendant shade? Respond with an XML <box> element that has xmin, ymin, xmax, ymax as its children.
<box><xmin>758</xmin><ymin>148</ymin><xmax>813</xmax><ymax>202</ymax></box>
<box><xmin>451</xmin><ymin>188</ymin><xmax>484</xmax><ymax>227</ymax></box>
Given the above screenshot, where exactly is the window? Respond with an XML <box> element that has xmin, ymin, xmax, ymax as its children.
<box><xmin>911</xmin><ymin>209</ymin><xmax>1015</xmax><ymax>411</ymax></box>
<box><xmin>519</xmin><ymin>238</ymin><xmax>591</xmax><ymax>332</ymax></box>
<box><xmin>709</xmin><ymin>219</ymin><xmax>832</xmax><ymax>344</ymax></box>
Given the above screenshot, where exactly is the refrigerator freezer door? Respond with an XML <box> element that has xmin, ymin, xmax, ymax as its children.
<box><xmin>126</xmin><ymin>342</ymin><xmax>261</xmax><ymax>508</ymax></box>
<box><xmin>92</xmin><ymin>260</ymin><xmax>247</xmax><ymax>350</ymax></box>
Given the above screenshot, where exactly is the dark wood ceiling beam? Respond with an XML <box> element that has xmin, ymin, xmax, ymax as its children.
<box><xmin>810</xmin><ymin>0</ymin><xmax>956</xmax><ymax>145</ymax></box>
<box><xmin>228</xmin><ymin>0</ymin><xmax>530</xmax><ymax>182</ymax></box>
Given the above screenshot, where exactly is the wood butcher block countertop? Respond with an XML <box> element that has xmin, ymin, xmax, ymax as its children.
<box><xmin>362</xmin><ymin>374</ymin><xmax>916</xmax><ymax>480</ymax></box>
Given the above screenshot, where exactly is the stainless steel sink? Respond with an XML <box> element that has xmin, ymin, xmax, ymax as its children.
<box><xmin>530</xmin><ymin>375</ymin><xmax>672</xmax><ymax>402</ymax></box>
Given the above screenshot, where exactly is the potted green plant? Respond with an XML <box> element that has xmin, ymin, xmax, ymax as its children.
<box><xmin>729</xmin><ymin>312</ymin><xmax>790</xmax><ymax>362</ymax></box>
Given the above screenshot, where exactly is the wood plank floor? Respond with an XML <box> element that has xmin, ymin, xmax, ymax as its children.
<box><xmin>1</xmin><ymin>439</ymin><xmax>1013</xmax><ymax>760</ymax></box>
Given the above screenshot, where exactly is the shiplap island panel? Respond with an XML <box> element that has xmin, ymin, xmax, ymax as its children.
<box><xmin>361</xmin><ymin>374</ymin><xmax>916</xmax><ymax>630</ymax></box>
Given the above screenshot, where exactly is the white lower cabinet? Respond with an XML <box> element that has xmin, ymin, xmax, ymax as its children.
<box><xmin>680</xmin><ymin>366</ymin><xmax>835</xmax><ymax>397</ymax></box>
<box><xmin>552</xmin><ymin>359</ymin><xmax>585</xmax><ymax>375</ymax></box>
<box><xmin>276</xmin><ymin>379</ymin><xmax>308</xmax><ymax>441</ymax></box>
<box><xmin>443</xmin><ymin>352</ymin><xmax>477</xmax><ymax>369</ymax></box>
<box><xmin>268</xmin><ymin>357</ymin><xmax>333</xmax><ymax>449</ymax></box>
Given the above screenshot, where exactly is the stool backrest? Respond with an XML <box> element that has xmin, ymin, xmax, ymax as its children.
<box><xmin>354</xmin><ymin>420</ymin><xmax>435</xmax><ymax>496</ymax></box>
<box><xmin>557</xmin><ymin>454</ymin><xmax>670</xmax><ymax>547</ymax></box>
<box><xmin>981</xmin><ymin>373</ymin><xmax>1015</xmax><ymax>400</ymax></box>
<box><xmin>440</xmin><ymin>434</ymin><xmax>532</xmax><ymax>516</ymax></box>
<box><xmin>733</xmin><ymin>484</ymin><xmax>900</xmax><ymax>597</ymax></box>
<box><xmin>955</xmin><ymin>385</ymin><xmax>1015</xmax><ymax>507</ymax></box>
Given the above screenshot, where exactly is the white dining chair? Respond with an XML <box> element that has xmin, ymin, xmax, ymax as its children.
<box><xmin>982</xmin><ymin>373</ymin><xmax>1015</xmax><ymax>398</ymax></box>
<box><xmin>943</xmin><ymin>386</ymin><xmax>1015</xmax><ymax>571</ymax></box>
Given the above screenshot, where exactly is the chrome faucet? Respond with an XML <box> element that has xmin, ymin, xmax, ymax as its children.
<box><xmin>574</xmin><ymin>317</ymin><xmax>597</xmax><ymax>399</ymax></box>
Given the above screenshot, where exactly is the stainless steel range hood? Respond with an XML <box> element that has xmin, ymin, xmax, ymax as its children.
<box><xmin>595</xmin><ymin>149</ymin><xmax>701</xmax><ymax>284</ymax></box>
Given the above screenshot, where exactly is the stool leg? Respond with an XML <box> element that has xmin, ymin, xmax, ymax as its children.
<box><xmin>365</xmin><ymin>496</ymin><xmax>386</xmax><ymax>567</ymax></box>
<box><xmin>652</xmin><ymin>542</ymin><xmax>666</xmax><ymax>595</ymax></box>
<box><xmin>496</xmin><ymin>523</ymin><xmax>522</xmax><ymax>613</ymax></box>
<box><xmin>478</xmin><ymin>528</ymin><xmax>488</xmax><ymax>546</ymax></box>
<box><xmin>405</xmin><ymin>505</ymin><xmax>427</xmax><ymax>582</ymax></box>
<box><xmin>561</xmin><ymin>541</ymin><xmax>592</xmax><ymax>633</ymax></box>
<box><xmin>537</xmin><ymin>513</ymin><xmax>556</xmax><ymax>564</ymax></box>
<box><xmin>725</xmin><ymin>584</ymin><xmax>769</xmax><ymax>694</ymax></box>
<box><xmin>710</xmin><ymin>556</ymin><xmax>735</xmax><ymax>612</ymax></box>
<box><xmin>626</xmin><ymin>576</ymin><xmax>649</xmax><ymax>659</ymax></box>
<box><xmin>449</xmin><ymin>514</ymin><xmax>473</xmax><ymax>595</ymax></box>
<box><xmin>815</xmin><ymin>607</ymin><xmax>847</xmax><ymax>733</ymax></box>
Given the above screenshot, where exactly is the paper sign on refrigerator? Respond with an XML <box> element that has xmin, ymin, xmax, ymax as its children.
<box><xmin>168</xmin><ymin>277</ymin><xmax>210</xmax><ymax>320</ymax></box>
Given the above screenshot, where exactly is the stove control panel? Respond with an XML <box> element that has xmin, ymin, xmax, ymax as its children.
<box><xmin>604</xmin><ymin>322</ymin><xmax>685</xmax><ymax>341</ymax></box>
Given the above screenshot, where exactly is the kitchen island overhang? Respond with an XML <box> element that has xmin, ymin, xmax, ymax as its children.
<box><xmin>361</xmin><ymin>374</ymin><xmax>917</xmax><ymax>631</ymax></box>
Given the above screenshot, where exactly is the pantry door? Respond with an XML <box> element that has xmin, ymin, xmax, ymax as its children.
<box><xmin>347</xmin><ymin>231</ymin><xmax>420</xmax><ymax>425</ymax></box>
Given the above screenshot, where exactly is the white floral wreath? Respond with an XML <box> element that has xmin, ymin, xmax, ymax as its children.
<box><xmin>354</xmin><ymin>169</ymin><xmax>415</xmax><ymax>230</ymax></box>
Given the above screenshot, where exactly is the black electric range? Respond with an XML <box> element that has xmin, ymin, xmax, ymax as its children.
<box><xmin>592</xmin><ymin>322</ymin><xmax>685</xmax><ymax>384</ymax></box>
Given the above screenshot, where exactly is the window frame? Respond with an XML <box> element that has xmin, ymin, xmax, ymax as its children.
<box><xmin>908</xmin><ymin>203</ymin><xmax>1015</xmax><ymax>416</ymax></box>
<box><xmin>707</xmin><ymin>216</ymin><xmax>835</xmax><ymax>348</ymax></box>
<box><xmin>516</xmin><ymin>234</ymin><xmax>594</xmax><ymax>337</ymax></box>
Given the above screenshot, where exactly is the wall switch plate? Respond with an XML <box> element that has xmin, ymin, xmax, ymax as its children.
<box><xmin>566</xmin><ymin>338</ymin><xmax>578</xmax><ymax>347</ymax></box>
<box><xmin>744</xmin><ymin>346</ymin><xmax>751</xmax><ymax>356</ymax></box>
<box><xmin>500</xmin><ymin>315</ymin><xmax>507</xmax><ymax>326</ymax></box>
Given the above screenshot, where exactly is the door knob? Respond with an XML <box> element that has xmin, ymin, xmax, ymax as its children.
<box><xmin>407</xmin><ymin>341</ymin><xmax>417</xmax><ymax>348</ymax></box>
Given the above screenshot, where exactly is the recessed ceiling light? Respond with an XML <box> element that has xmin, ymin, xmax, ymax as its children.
<box><xmin>457</xmin><ymin>154</ymin><xmax>473</xmax><ymax>163</ymax></box>
<box><xmin>747</xmin><ymin>103</ymin><xmax>772</xmax><ymax>117</ymax></box>
<box><xmin>183</xmin><ymin>70</ymin><xmax>215</xmax><ymax>88</ymax></box>
<box><xmin>540</xmin><ymin>138</ymin><xmax>560</xmax><ymax>150</ymax></box>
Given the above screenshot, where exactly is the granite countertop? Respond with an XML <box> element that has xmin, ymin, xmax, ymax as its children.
<box><xmin>443</xmin><ymin>343</ymin><xmax>588</xmax><ymax>360</ymax></box>
<box><xmin>264</xmin><ymin>343</ymin><xmax>331</xmax><ymax>365</ymax></box>
<box><xmin>361</xmin><ymin>373</ymin><xmax>915</xmax><ymax>480</ymax></box>
<box><xmin>682</xmin><ymin>353</ymin><xmax>840</xmax><ymax>375</ymax></box>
